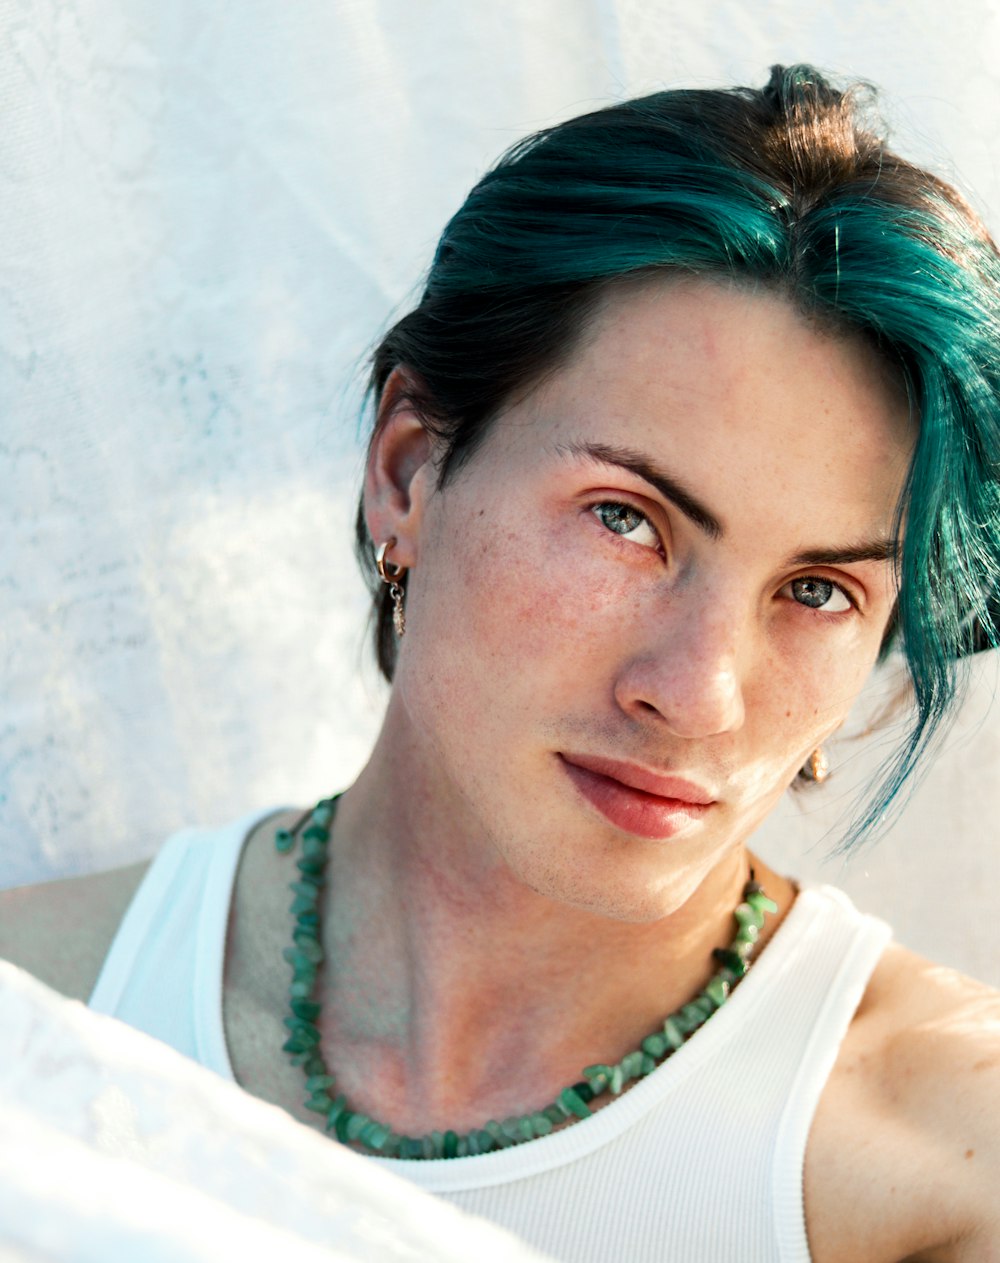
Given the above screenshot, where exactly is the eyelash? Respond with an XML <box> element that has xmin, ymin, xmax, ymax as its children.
<box><xmin>591</xmin><ymin>500</ymin><xmax>858</xmax><ymax>614</ymax></box>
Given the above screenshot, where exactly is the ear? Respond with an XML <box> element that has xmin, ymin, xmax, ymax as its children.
<box><xmin>363</xmin><ymin>367</ymin><xmax>437</xmax><ymax>569</ymax></box>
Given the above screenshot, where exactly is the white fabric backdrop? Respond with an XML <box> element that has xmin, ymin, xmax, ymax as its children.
<box><xmin>2</xmin><ymin>1</ymin><xmax>999</xmax><ymax>981</ymax></box>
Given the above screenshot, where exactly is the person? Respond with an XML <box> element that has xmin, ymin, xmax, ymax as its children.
<box><xmin>2</xmin><ymin>63</ymin><xmax>1000</xmax><ymax>1262</ymax></box>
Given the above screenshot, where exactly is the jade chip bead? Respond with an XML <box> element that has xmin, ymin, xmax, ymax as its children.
<box><xmin>345</xmin><ymin>1113</ymin><xmax>370</xmax><ymax>1142</ymax></box>
<box><xmin>559</xmin><ymin>1087</ymin><xmax>592</xmax><ymax>1119</ymax></box>
<box><xmin>678</xmin><ymin>1001</ymin><xmax>706</xmax><ymax>1031</ymax></box>
<box><xmin>325</xmin><ymin>1095</ymin><xmax>348</xmax><ymax>1130</ymax></box>
<box><xmin>583</xmin><ymin>1064</ymin><xmax>611</xmax><ymax>1092</ymax></box>
<box><xmin>360</xmin><ymin>1121</ymin><xmax>392</xmax><ymax>1150</ymax></box>
<box><xmin>734</xmin><ymin>900</ymin><xmax>765</xmax><ymax>930</ymax></box>
<box><xmin>295</xmin><ymin>941</ymin><xmax>324</xmax><ymax>966</ymax></box>
<box><xmin>705</xmin><ymin>976</ymin><xmax>730</xmax><ymax>1007</ymax></box>
<box><xmin>621</xmin><ymin>1050</ymin><xmax>644</xmax><ymax>1079</ymax></box>
<box><xmin>290</xmin><ymin>877</ymin><xmax>321</xmax><ymax>896</ymax></box>
<box><xmin>713</xmin><ymin>947</ymin><xmax>748</xmax><ymax>976</ymax></box>
<box><xmin>485</xmin><ymin>1120</ymin><xmax>508</xmax><ymax>1147</ymax></box>
<box><xmin>662</xmin><ymin>1017</ymin><xmax>685</xmax><ymax>1049</ymax></box>
<box><xmin>531</xmin><ymin>1112</ymin><xmax>553</xmax><ymax>1136</ymax></box>
<box><xmin>693</xmin><ymin>995</ymin><xmax>716</xmax><ymax>1019</ymax></box>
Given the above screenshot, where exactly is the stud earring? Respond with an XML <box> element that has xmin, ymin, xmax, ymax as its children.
<box><xmin>375</xmin><ymin>537</ymin><xmax>407</xmax><ymax>637</ymax></box>
<box><xmin>800</xmin><ymin>747</ymin><xmax>830</xmax><ymax>784</ymax></box>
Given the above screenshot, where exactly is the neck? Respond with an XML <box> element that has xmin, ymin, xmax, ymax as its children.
<box><xmin>313</xmin><ymin>709</ymin><xmax>794</xmax><ymax>1135</ymax></box>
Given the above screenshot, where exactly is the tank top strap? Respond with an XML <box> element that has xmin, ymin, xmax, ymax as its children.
<box><xmin>770</xmin><ymin>885</ymin><xmax>892</xmax><ymax>1257</ymax></box>
<box><xmin>89</xmin><ymin>806</ymin><xmax>281</xmax><ymax>1075</ymax></box>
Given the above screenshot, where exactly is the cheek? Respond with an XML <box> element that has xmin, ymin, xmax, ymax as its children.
<box><xmin>753</xmin><ymin>623</ymin><xmax>882</xmax><ymax>759</ymax></box>
<box><xmin>409</xmin><ymin>506</ymin><xmax>632</xmax><ymax>705</ymax></box>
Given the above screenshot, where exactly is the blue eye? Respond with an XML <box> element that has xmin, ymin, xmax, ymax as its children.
<box><xmin>592</xmin><ymin>502</ymin><xmax>660</xmax><ymax>550</ymax></box>
<box><xmin>785</xmin><ymin>577</ymin><xmax>852</xmax><ymax>613</ymax></box>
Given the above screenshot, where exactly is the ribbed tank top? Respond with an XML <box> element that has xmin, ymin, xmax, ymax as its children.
<box><xmin>89</xmin><ymin>807</ymin><xmax>891</xmax><ymax>1262</ymax></box>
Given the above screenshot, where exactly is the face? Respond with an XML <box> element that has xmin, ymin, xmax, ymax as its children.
<box><xmin>385</xmin><ymin>278</ymin><xmax>913</xmax><ymax>921</ymax></box>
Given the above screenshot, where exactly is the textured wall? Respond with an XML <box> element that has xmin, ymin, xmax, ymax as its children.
<box><xmin>2</xmin><ymin>1</ymin><xmax>999</xmax><ymax>981</ymax></box>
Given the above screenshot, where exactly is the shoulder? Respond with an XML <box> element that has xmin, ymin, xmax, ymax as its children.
<box><xmin>872</xmin><ymin>945</ymin><xmax>1000</xmax><ymax>1257</ymax></box>
<box><xmin>807</xmin><ymin>940</ymin><xmax>1000</xmax><ymax>1262</ymax></box>
<box><xmin>0</xmin><ymin>860</ymin><xmax>151</xmax><ymax>1002</ymax></box>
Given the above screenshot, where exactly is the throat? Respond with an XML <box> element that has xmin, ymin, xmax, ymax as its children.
<box><xmin>251</xmin><ymin>796</ymin><xmax>786</xmax><ymax>1159</ymax></box>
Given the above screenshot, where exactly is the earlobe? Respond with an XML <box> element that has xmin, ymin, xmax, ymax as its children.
<box><xmin>363</xmin><ymin>368</ymin><xmax>436</xmax><ymax>569</ymax></box>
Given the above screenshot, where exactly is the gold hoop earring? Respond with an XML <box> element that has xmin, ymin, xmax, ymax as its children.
<box><xmin>800</xmin><ymin>747</ymin><xmax>830</xmax><ymax>784</ymax></box>
<box><xmin>375</xmin><ymin>537</ymin><xmax>407</xmax><ymax>638</ymax></box>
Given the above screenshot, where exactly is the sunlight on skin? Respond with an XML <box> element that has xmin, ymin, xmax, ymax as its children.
<box><xmin>362</xmin><ymin>275</ymin><xmax>914</xmax><ymax>926</ymax></box>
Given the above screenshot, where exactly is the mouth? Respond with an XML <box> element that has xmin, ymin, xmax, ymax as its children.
<box><xmin>558</xmin><ymin>752</ymin><xmax>716</xmax><ymax>840</ymax></box>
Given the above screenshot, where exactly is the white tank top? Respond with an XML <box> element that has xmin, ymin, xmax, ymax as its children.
<box><xmin>90</xmin><ymin>807</ymin><xmax>891</xmax><ymax>1262</ymax></box>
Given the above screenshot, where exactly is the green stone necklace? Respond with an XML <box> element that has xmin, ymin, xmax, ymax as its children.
<box><xmin>275</xmin><ymin>795</ymin><xmax>777</xmax><ymax>1160</ymax></box>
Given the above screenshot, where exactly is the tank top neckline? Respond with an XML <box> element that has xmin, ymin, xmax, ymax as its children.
<box><xmin>198</xmin><ymin>805</ymin><xmax>874</xmax><ymax>1193</ymax></box>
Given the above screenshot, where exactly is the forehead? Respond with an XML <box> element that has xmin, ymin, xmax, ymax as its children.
<box><xmin>454</xmin><ymin>277</ymin><xmax>917</xmax><ymax>558</ymax></box>
<box><xmin>565</xmin><ymin>274</ymin><xmax>908</xmax><ymax>436</ymax></box>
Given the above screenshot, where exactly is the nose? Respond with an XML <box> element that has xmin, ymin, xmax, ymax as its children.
<box><xmin>614</xmin><ymin>600</ymin><xmax>747</xmax><ymax>739</ymax></box>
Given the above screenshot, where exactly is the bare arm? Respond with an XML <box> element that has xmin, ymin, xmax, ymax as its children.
<box><xmin>0</xmin><ymin>861</ymin><xmax>150</xmax><ymax>1002</ymax></box>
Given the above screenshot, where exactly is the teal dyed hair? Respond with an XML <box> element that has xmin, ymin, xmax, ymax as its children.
<box><xmin>358</xmin><ymin>64</ymin><xmax>1000</xmax><ymax>846</ymax></box>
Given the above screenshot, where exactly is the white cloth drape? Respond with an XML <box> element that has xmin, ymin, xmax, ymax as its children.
<box><xmin>2</xmin><ymin>1</ymin><xmax>1000</xmax><ymax>981</ymax></box>
<box><xmin>0</xmin><ymin>961</ymin><xmax>550</xmax><ymax>1262</ymax></box>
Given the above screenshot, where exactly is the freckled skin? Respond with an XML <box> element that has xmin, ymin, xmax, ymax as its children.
<box><xmin>383</xmin><ymin>278</ymin><xmax>911</xmax><ymax>922</ymax></box>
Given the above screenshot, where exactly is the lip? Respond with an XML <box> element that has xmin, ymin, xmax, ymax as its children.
<box><xmin>559</xmin><ymin>752</ymin><xmax>716</xmax><ymax>840</ymax></box>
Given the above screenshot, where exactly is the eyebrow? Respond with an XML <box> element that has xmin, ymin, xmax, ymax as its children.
<box><xmin>789</xmin><ymin>540</ymin><xmax>900</xmax><ymax>566</ymax></box>
<box><xmin>557</xmin><ymin>439</ymin><xmax>900</xmax><ymax>566</ymax></box>
<box><xmin>558</xmin><ymin>440</ymin><xmax>723</xmax><ymax>539</ymax></box>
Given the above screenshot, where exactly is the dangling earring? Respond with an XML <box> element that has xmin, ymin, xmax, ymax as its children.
<box><xmin>800</xmin><ymin>747</ymin><xmax>830</xmax><ymax>784</ymax></box>
<box><xmin>375</xmin><ymin>537</ymin><xmax>407</xmax><ymax>637</ymax></box>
